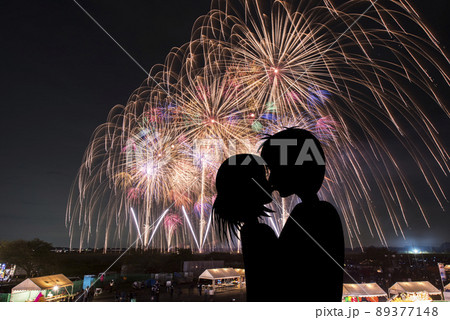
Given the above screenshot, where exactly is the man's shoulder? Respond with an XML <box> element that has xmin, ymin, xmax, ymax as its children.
<box><xmin>292</xmin><ymin>200</ymin><xmax>338</xmax><ymax>214</ymax></box>
<box><xmin>281</xmin><ymin>201</ymin><xmax>343</xmax><ymax>242</ymax></box>
<box><xmin>288</xmin><ymin>200</ymin><xmax>340</xmax><ymax>226</ymax></box>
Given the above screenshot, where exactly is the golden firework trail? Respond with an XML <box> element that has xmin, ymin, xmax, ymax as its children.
<box><xmin>66</xmin><ymin>0</ymin><xmax>448</xmax><ymax>252</ymax></box>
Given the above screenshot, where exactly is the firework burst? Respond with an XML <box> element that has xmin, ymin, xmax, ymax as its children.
<box><xmin>67</xmin><ymin>0</ymin><xmax>448</xmax><ymax>252</ymax></box>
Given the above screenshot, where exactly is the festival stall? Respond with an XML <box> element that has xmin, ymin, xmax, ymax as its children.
<box><xmin>342</xmin><ymin>283</ymin><xmax>388</xmax><ymax>302</ymax></box>
<box><xmin>444</xmin><ymin>283</ymin><xmax>450</xmax><ymax>301</ymax></box>
<box><xmin>198</xmin><ymin>268</ymin><xmax>242</xmax><ymax>292</ymax></box>
<box><xmin>234</xmin><ymin>268</ymin><xmax>246</xmax><ymax>286</ymax></box>
<box><xmin>388</xmin><ymin>281</ymin><xmax>442</xmax><ymax>302</ymax></box>
<box><xmin>10</xmin><ymin>274</ymin><xmax>74</xmax><ymax>302</ymax></box>
<box><xmin>0</xmin><ymin>263</ymin><xmax>16</xmax><ymax>282</ymax></box>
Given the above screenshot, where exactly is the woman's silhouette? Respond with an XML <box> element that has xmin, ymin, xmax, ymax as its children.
<box><xmin>213</xmin><ymin>154</ymin><xmax>277</xmax><ymax>302</ymax></box>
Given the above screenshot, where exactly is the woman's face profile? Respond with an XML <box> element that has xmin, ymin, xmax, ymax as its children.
<box><xmin>267</xmin><ymin>165</ymin><xmax>295</xmax><ymax>198</ymax></box>
<box><xmin>246</xmin><ymin>169</ymin><xmax>273</xmax><ymax>206</ymax></box>
<box><xmin>215</xmin><ymin>155</ymin><xmax>272</xmax><ymax>207</ymax></box>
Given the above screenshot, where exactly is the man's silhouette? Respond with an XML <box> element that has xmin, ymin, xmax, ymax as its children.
<box><xmin>260</xmin><ymin>128</ymin><xmax>344</xmax><ymax>302</ymax></box>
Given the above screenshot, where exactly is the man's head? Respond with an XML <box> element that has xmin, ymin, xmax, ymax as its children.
<box><xmin>260</xmin><ymin>128</ymin><xmax>326</xmax><ymax>199</ymax></box>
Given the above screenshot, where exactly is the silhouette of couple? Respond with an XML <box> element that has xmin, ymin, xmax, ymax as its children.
<box><xmin>213</xmin><ymin>128</ymin><xmax>344</xmax><ymax>302</ymax></box>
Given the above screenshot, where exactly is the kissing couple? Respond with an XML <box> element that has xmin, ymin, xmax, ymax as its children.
<box><xmin>213</xmin><ymin>128</ymin><xmax>344</xmax><ymax>302</ymax></box>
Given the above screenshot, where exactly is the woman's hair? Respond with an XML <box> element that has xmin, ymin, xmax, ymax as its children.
<box><xmin>212</xmin><ymin>154</ymin><xmax>272</xmax><ymax>242</ymax></box>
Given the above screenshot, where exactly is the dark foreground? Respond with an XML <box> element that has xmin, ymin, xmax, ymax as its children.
<box><xmin>92</xmin><ymin>284</ymin><xmax>247</xmax><ymax>302</ymax></box>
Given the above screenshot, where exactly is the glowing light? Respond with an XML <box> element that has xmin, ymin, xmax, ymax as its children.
<box><xmin>141</xmin><ymin>162</ymin><xmax>157</xmax><ymax>176</ymax></box>
<box><xmin>268</xmin><ymin>214</ymin><xmax>280</xmax><ymax>238</ymax></box>
<box><xmin>147</xmin><ymin>209</ymin><xmax>169</xmax><ymax>246</ymax></box>
<box><xmin>130</xmin><ymin>207</ymin><xmax>142</xmax><ymax>242</ymax></box>
<box><xmin>182</xmin><ymin>206</ymin><xmax>200</xmax><ymax>251</ymax></box>
<box><xmin>201</xmin><ymin>215</ymin><xmax>212</xmax><ymax>250</ymax></box>
<box><xmin>163</xmin><ymin>213</ymin><xmax>182</xmax><ymax>250</ymax></box>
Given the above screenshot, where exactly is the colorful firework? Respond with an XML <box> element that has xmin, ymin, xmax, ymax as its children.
<box><xmin>164</xmin><ymin>213</ymin><xmax>183</xmax><ymax>251</ymax></box>
<box><xmin>66</xmin><ymin>0</ymin><xmax>448</xmax><ymax>252</ymax></box>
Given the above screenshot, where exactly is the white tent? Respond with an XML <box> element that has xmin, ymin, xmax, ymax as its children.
<box><xmin>198</xmin><ymin>268</ymin><xmax>242</xmax><ymax>290</ymax></box>
<box><xmin>444</xmin><ymin>283</ymin><xmax>450</xmax><ymax>301</ymax></box>
<box><xmin>342</xmin><ymin>283</ymin><xmax>387</xmax><ymax>298</ymax></box>
<box><xmin>12</xmin><ymin>274</ymin><xmax>73</xmax><ymax>293</ymax></box>
<box><xmin>234</xmin><ymin>268</ymin><xmax>246</xmax><ymax>279</ymax></box>
<box><xmin>199</xmin><ymin>268</ymin><xmax>241</xmax><ymax>281</ymax></box>
<box><xmin>11</xmin><ymin>274</ymin><xmax>73</xmax><ymax>302</ymax></box>
<box><xmin>389</xmin><ymin>281</ymin><xmax>441</xmax><ymax>296</ymax></box>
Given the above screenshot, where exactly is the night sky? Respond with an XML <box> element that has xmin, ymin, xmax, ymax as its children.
<box><xmin>1</xmin><ymin>0</ymin><xmax>448</xmax><ymax>249</ymax></box>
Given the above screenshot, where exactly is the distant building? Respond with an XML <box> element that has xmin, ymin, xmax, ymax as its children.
<box><xmin>440</xmin><ymin>242</ymin><xmax>450</xmax><ymax>253</ymax></box>
<box><xmin>183</xmin><ymin>260</ymin><xmax>224</xmax><ymax>276</ymax></box>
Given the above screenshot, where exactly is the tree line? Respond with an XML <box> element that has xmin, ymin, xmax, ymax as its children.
<box><xmin>0</xmin><ymin>238</ymin><xmax>53</xmax><ymax>278</ymax></box>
